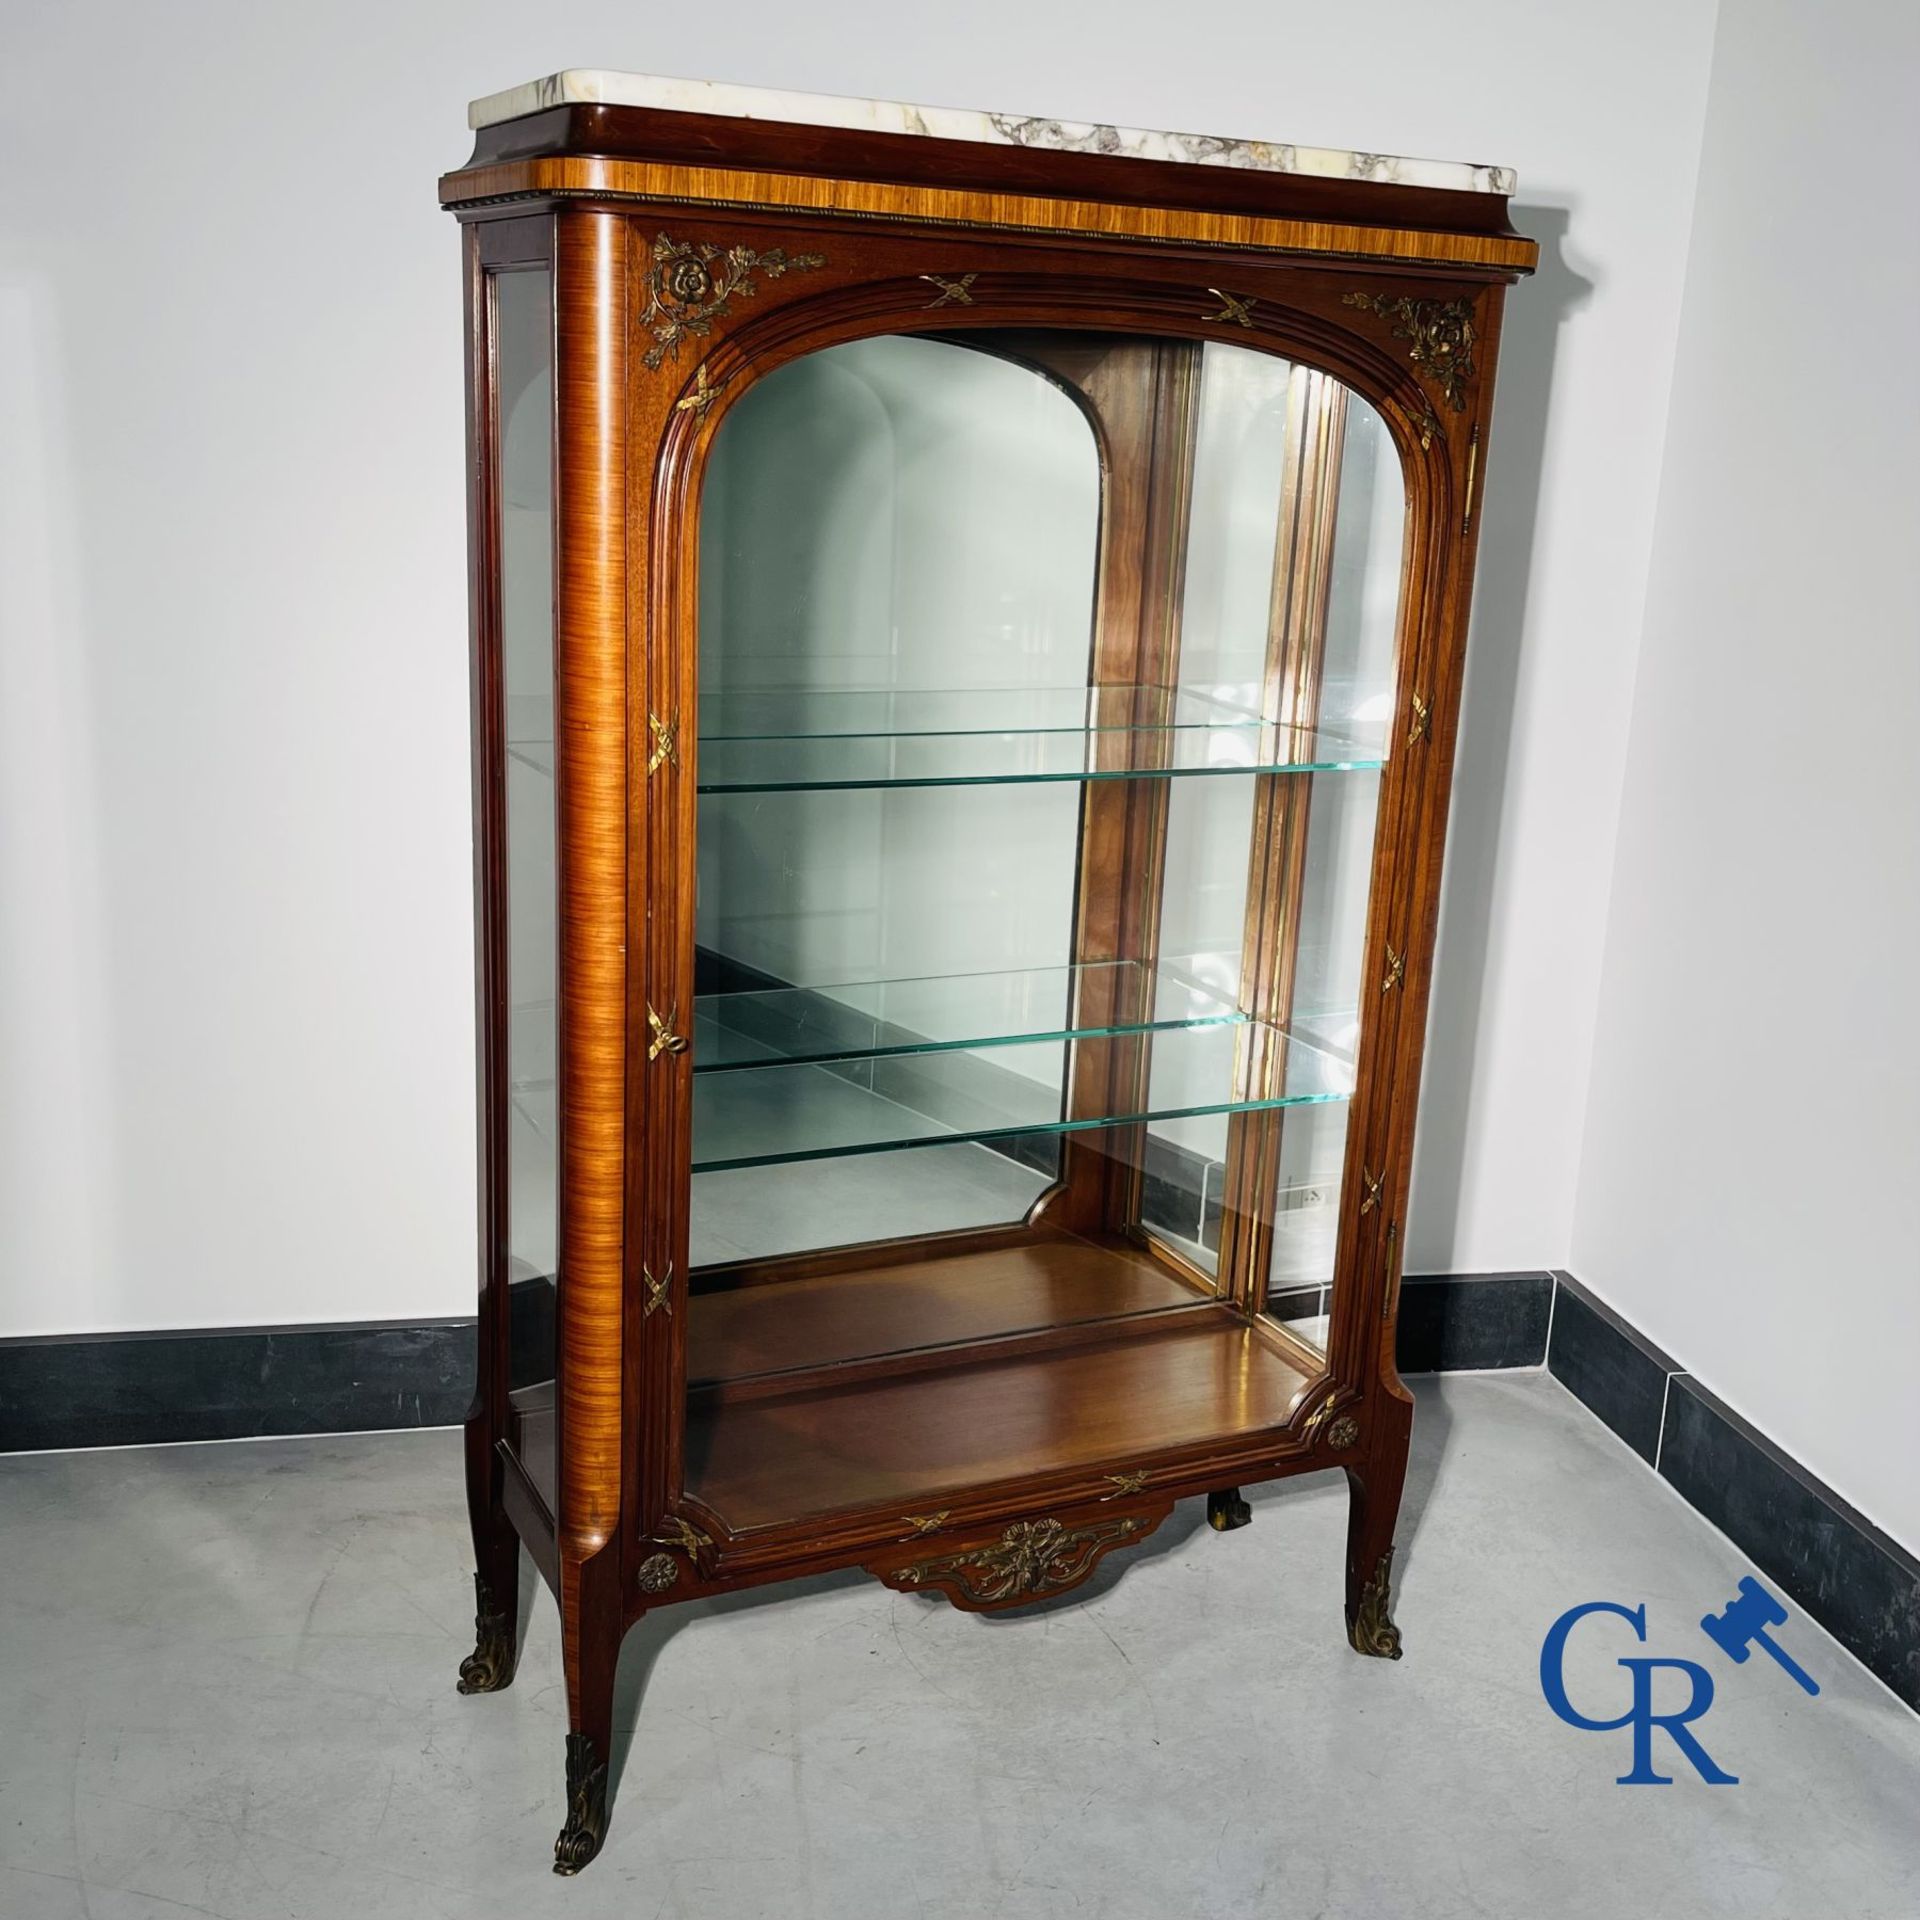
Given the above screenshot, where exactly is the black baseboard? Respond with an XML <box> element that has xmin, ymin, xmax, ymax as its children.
<box><xmin>0</xmin><ymin>1320</ymin><xmax>475</xmax><ymax>1452</ymax></box>
<box><xmin>0</xmin><ymin>1271</ymin><xmax>1543</xmax><ymax>1455</ymax></box>
<box><xmin>1397</xmin><ymin>1270</ymin><xmax>1553</xmax><ymax>1372</ymax></box>
<box><xmin>1546</xmin><ymin>1272</ymin><xmax>1677</xmax><ymax>1463</ymax></box>
<box><xmin>1546</xmin><ymin>1270</ymin><xmax>1920</xmax><ymax>1712</ymax></box>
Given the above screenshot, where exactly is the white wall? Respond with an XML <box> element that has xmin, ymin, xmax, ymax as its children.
<box><xmin>1571</xmin><ymin>0</ymin><xmax>1920</xmax><ymax>1549</ymax></box>
<box><xmin>0</xmin><ymin>0</ymin><xmax>1717</xmax><ymax>1334</ymax></box>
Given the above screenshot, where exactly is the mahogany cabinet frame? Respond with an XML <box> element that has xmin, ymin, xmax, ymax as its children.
<box><xmin>442</xmin><ymin>103</ymin><xmax>1535</xmax><ymax>1873</ymax></box>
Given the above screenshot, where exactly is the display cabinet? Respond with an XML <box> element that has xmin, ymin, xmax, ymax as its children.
<box><xmin>441</xmin><ymin>70</ymin><xmax>1534</xmax><ymax>1873</ymax></box>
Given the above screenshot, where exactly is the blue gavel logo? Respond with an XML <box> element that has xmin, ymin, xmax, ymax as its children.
<box><xmin>1699</xmin><ymin>1576</ymin><xmax>1821</xmax><ymax>1695</ymax></box>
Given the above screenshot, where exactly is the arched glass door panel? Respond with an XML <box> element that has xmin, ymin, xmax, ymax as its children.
<box><xmin>687</xmin><ymin>326</ymin><xmax>1403</xmax><ymax>1396</ymax></box>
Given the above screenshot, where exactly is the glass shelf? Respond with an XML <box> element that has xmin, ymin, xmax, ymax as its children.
<box><xmin>697</xmin><ymin>683</ymin><xmax>1383</xmax><ymax>793</ymax></box>
<box><xmin>694</xmin><ymin>958</ymin><xmax>1246</xmax><ymax>1072</ymax></box>
<box><xmin>690</xmin><ymin>1019</ymin><xmax>1353</xmax><ymax>1174</ymax></box>
<box><xmin>506</xmin><ymin>687</ymin><xmax>1387</xmax><ymax>790</ymax></box>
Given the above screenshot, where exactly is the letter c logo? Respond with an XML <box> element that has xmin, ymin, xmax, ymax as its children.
<box><xmin>1540</xmin><ymin>1600</ymin><xmax>1646</xmax><ymax>1731</ymax></box>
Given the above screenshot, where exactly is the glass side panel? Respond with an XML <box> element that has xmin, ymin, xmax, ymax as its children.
<box><xmin>1177</xmin><ymin>341</ymin><xmax>1298</xmax><ymax>691</ymax></box>
<box><xmin>689</xmin><ymin>1018</ymin><xmax>1353</xmax><ymax>1174</ymax></box>
<box><xmin>1262</xmin><ymin>387</ymin><xmax>1405</xmax><ymax>1357</ymax></box>
<box><xmin>695</xmin><ymin>957</ymin><xmax>1247</xmax><ymax>1070</ymax></box>
<box><xmin>1136</xmin><ymin>773</ymin><xmax>1258</xmax><ymax>1267</ymax></box>
<box><xmin>1140</xmin><ymin>342</ymin><xmax>1294</xmax><ymax>1270</ymax></box>
<box><xmin>1316</xmin><ymin>387</ymin><xmax>1406</xmax><ymax>743</ymax></box>
<box><xmin>494</xmin><ymin>267</ymin><xmax>557</xmax><ymax>1397</ymax></box>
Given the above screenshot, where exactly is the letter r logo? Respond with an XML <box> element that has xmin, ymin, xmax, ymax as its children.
<box><xmin>1540</xmin><ymin>1601</ymin><xmax>1737</xmax><ymax>1784</ymax></box>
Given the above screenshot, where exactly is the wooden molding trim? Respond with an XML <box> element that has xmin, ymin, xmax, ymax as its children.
<box><xmin>440</xmin><ymin>156</ymin><xmax>1539</xmax><ymax>275</ymax></box>
<box><xmin>551</xmin><ymin>211</ymin><xmax>633</xmax><ymax>1548</ymax></box>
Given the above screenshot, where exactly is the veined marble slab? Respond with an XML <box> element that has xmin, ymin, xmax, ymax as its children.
<box><xmin>469</xmin><ymin>70</ymin><xmax>1517</xmax><ymax>198</ymax></box>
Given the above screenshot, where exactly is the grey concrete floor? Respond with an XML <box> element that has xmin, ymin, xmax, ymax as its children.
<box><xmin>2</xmin><ymin>1371</ymin><xmax>1916</xmax><ymax>1919</ymax></box>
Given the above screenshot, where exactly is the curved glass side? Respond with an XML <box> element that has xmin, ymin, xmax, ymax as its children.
<box><xmin>494</xmin><ymin>267</ymin><xmax>558</xmax><ymax>1421</ymax></box>
<box><xmin>1260</xmin><ymin>377</ymin><xmax>1405</xmax><ymax>1355</ymax></box>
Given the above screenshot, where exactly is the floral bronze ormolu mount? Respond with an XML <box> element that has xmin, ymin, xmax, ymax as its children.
<box><xmin>441</xmin><ymin>68</ymin><xmax>1532</xmax><ymax>1871</ymax></box>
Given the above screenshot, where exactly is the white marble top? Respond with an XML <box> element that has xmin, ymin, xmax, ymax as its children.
<box><xmin>469</xmin><ymin>71</ymin><xmax>1517</xmax><ymax>198</ymax></box>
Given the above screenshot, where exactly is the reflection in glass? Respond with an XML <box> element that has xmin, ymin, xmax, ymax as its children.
<box><xmin>688</xmin><ymin>1124</ymin><xmax>1266</xmax><ymax>1388</ymax></box>
<box><xmin>1140</xmin><ymin>343</ymin><xmax>1293</xmax><ymax>1267</ymax></box>
<box><xmin>1262</xmin><ymin>397</ymin><xmax>1403</xmax><ymax>1351</ymax></box>
<box><xmin>696</xmin><ymin>336</ymin><xmax>1101</xmax><ymax>1254</ymax></box>
<box><xmin>694</xmin><ymin>958</ymin><xmax>1247</xmax><ymax>1071</ymax></box>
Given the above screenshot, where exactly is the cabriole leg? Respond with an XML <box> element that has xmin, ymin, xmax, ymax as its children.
<box><xmin>1343</xmin><ymin>1389</ymin><xmax>1413</xmax><ymax>1658</ymax></box>
<box><xmin>456</xmin><ymin>1560</ymin><xmax>520</xmax><ymax>1694</ymax></box>
<box><xmin>457</xmin><ymin>1411</ymin><xmax>521</xmax><ymax>1693</ymax></box>
<box><xmin>554</xmin><ymin>1729</ymin><xmax>610</xmax><ymax>1877</ymax></box>
<box><xmin>552</xmin><ymin>1549</ymin><xmax>622</xmax><ymax>1875</ymax></box>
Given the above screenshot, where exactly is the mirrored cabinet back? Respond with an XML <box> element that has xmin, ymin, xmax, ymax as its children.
<box><xmin>441</xmin><ymin>71</ymin><xmax>1536</xmax><ymax>1873</ymax></box>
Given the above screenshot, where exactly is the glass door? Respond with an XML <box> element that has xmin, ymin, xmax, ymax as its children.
<box><xmin>684</xmin><ymin>325</ymin><xmax>1403</xmax><ymax>1405</ymax></box>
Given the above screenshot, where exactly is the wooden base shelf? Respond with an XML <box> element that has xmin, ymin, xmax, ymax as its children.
<box><xmin>685</xmin><ymin>1278</ymin><xmax>1318</xmax><ymax>1532</ymax></box>
<box><xmin>511</xmin><ymin>1242</ymin><xmax>1322</xmax><ymax>1551</ymax></box>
